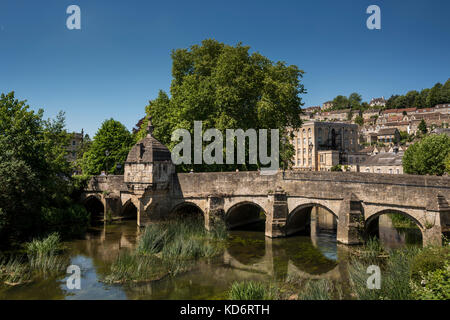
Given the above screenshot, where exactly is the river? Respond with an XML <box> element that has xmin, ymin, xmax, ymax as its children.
<box><xmin>0</xmin><ymin>213</ymin><xmax>422</xmax><ymax>300</ymax></box>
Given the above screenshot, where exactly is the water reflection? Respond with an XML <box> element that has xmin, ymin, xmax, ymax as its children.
<box><xmin>0</xmin><ymin>212</ymin><xmax>421</xmax><ymax>300</ymax></box>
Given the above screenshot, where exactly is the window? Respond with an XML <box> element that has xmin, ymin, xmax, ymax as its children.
<box><xmin>72</xmin><ymin>140</ymin><xmax>76</xmax><ymax>146</ymax></box>
<box><xmin>303</xmin><ymin>158</ymin><xmax>306</xmax><ymax>165</ymax></box>
<box><xmin>349</xmin><ymin>157</ymin><xmax>353</xmax><ymax>164</ymax></box>
<box><xmin>389</xmin><ymin>169</ymin><xmax>393</xmax><ymax>174</ymax></box>
<box><xmin>303</xmin><ymin>138</ymin><xmax>306</xmax><ymax>145</ymax></box>
<box><xmin>365</xmin><ymin>168</ymin><xmax>370</xmax><ymax>172</ymax></box>
<box><xmin>320</xmin><ymin>155</ymin><xmax>324</xmax><ymax>163</ymax></box>
<box><xmin>308</xmin><ymin>128</ymin><xmax>311</xmax><ymax>136</ymax></box>
<box><xmin>308</xmin><ymin>157</ymin><xmax>312</xmax><ymax>165</ymax></box>
<box><xmin>396</xmin><ymin>169</ymin><xmax>400</xmax><ymax>174</ymax></box>
<box><xmin>303</xmin><ymin>148</ymin><xmax>306</xmax><ymax>154</ymax></box>
<box><xmin>297</xmin><ymin>138</ymin><xmax>301</xmax><ymax>146</ymax></box>
<box><xmin>377</xmin><ymin>168</ymin><xmax>381</xmax><ymax>173</ymax></box>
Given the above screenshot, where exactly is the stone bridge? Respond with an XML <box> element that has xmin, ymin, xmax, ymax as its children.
<box><xmin>82</xmin><ymin>170</ymin><xmax>450</xmax><ymax>247</ymax></box>
<box><xmin>81</xmin><ymin>120</ymin><xmax>450</xmax><ymax>247</ymax></box>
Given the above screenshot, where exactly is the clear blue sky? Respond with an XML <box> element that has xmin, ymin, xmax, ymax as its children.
<box><xmin>1</xmin><ymin>0</ymin><xmax>449</xmax><ymax>136</ymax></box>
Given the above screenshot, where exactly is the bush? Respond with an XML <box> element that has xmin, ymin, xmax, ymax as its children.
<box><xmin>330</xmin><ymin>164</ymin><xmax>342</xmax><ymax>172</ymax></box>
<box><xmin>403</xmin><ymin>134</ymin><xmax>450</xmax><ymax>175</ymax></box>
<box><xmin>228</xmin><ymin>281</ymin><xmax>277</xmax><ymax>300</ymax></box>
<box><xmin>412</xmin><ymin>262</ymin><xmax>450</xmax><ymax>300</ymax></box>
<box><xmin>410</xmin><ymin>246</ymin><xmax>450</xmax><ymax>281</ymax></box>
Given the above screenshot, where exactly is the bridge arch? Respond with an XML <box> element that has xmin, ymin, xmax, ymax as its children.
<box><xmin>286</xmin><ymin>203</ymin><xmax>338</xmax><ymax>236</ymax></box>
<box><xmin>83</xmin><ymin>195</ymin><xmax>105</xmax><ymax>221</ymax></box>
<box><xmin>169</xmin><ymin>201</ymin><xmax>205</xmax><ymax>219</ymax></box>
<box><xmin>121</xmin><ymin>199</ymin><xmax>138</xmax><ymax>220</ymax></box>
<box><xmin>364</xmin><ymin>209</ymin><xmax>424</xmax><ymax>246</ymax></box>
<box><xmin>225</xmin><ymin>201</ymin><xmax>266</xmax><ymax>230</ymax></box>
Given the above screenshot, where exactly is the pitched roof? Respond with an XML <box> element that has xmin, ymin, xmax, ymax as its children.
<box><xmin>361</xmin><ymin>152</ymin><xmax>404</xmax><ymax>166</ymax></box>
<box><xmin>378</xmin><ymin>128</ymin><xmax>399</xmax><ymax>135</ymax></box>
<box><xmin>125</xmin><ymin>119</ymin><xmax>171</xmax><ymax>163</ymax></box>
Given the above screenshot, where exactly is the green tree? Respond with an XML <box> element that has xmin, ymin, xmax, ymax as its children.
<box><xmin>138</xmin><ymin>39</ymin><xmax>306</xmax><ymax>172</ymax></box>
<box><xmin>331</xmin><ymin>95</ymin><xmax>349</xmax><ymax>110</ymax></box>
<box><xmin>348</xmin><ymin>92</ymin><xmax>362</xmax><ymax>110</ymax></box>
<box><xmin>82</xmin><ymin>119</ymin><xmax>133</xmax><ymax>175</ymax></box>
<box><xmin>385</xmin><ymin>95</ymin><xmax>399</xmax><ymax>109</ymax></box>
<box><xmin>426</xmin><ymin>83</ymin><xmax>443</xmax><ymax>108</ymax></box>
<box><xmin>418</xmin><ymin>119</ymin><xmax>428</xmax><ymax>134</ymax></box>
<box><xmin>403</xmin><ymin>134</ymin><xmax>450</xmax><ymax>176</ymax></box>
<box><xmin>0</xmin><ymin>92</ymin><xmax>89</xmax><ymax>243</ymax></box>
<box><xmin>354</xmin><ymin>115</ymin><xmax>364</xmax><ymax>126</ymax></box>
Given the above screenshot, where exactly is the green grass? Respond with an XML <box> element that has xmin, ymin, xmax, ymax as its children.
<box><xmin>0</xmin><ymin>255</ymin><xmax>31</xmax><ymax>286</ymax></box>
<box><xmin>349</xmin><ymin>245</ymin><xmax>421</xmax><ymax>300</ymax></box>
<box><xmin>25</xmin><ymin>232</ymin><xmax>63</xmax><ymax>257</ymax></box>
<box><xmin>0</xmin><ymin>232</ymin><xmax>69</xmax><ymax>286</ymax></box>
<box><xmin>105</xmin><ymin>217</ymin><xmax>227</xmax><ymax>283</ymax></box>
<box><xmin>299</xmin><ymin>280</ymin><xmax>333</xmax><ymax>300</ymax></box>
<box><xmin>228</xmin><ymin>281</ymin><xmax>277</xmax><ymax>300</ymax></box>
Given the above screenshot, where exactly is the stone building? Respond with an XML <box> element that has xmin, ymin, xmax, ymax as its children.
<box><xmin>359</xmin><ymin>150</ymin><xmax>404</xmax><ymax>174</ymax></box>
<box><xmin>375</xmin><ymin>128</ymin><xmax>400</xmax><ymax>145</ymax></box>
<box><xmin>369</xmin><ymin>97</ymin><xmax>386</xmax><ymax>107</ymax></box>
<box><xmin>66</xmin><ymin>131</ymin><xmax>84</xmax><ymax>162</ymax></box>
<box><xmin>322</xmin><ymin>101</ymin><xmax>333</xmax><ymax>110</ymax></box>
<box><xmin>290</xmin><ymin>121</ymin><xmax>359</xmax><ymax>171</ymax></box>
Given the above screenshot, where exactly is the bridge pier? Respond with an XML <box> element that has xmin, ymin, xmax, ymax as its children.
<box><xmin>103</xmin><ymin>196</ymin><xmax>122</xmax><ymax>221</ymax></box>
<box><xmin>205</xmin><ymin>195</ymin><xmax>225</xmax><ymax>231</ymax></box>
<box><xmin>336</xmin><ymin>194</ymin><xmax>364</xmax><ymax>245</ymax></box>
<box><xmin>265</xmin><ymin>187</ymin><xmax>288</xmax><ymax>238</ymax></box>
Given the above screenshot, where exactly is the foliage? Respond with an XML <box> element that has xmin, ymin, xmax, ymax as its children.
<box><xmin>445</xmin><ymin>153</ymin><xmax>450</xmax><ymax>174</ymax></box>
<box><xmin>299</xmin><ymin>280</ymin><xmax>333</xmax><ymax>300</ymax></box>
<box><xmin>105</xmin><ymin>217</ymin><xmax>227</xmax><ymax>283</ymax></box>
<box><xmin>1</xmin><ymin>232</ymin><xmax>68</xmax><ymax>285</ymax></box>
<box><xmin>410</xmin><ymin>246</ymin><xmax>450</xmax><ymax>281</ymax></box>
<box><xmin>228</xmin><ymin>281</ymin><xmax>277</xmax><ymax>300</ymax></box>
<box><xmin>403</xmin><ymin>134</ymin><xmax>450</xmax><ymax>175</ymax></box>
<box><xmin>25</xmin><ymin>232</ymin><xmax>62</xmax><ymax>257</ymax></box>
<box><xmin>411</xmin><ymin>262</ymin><xmax>450</xmax><ymax>300</ymax></box>
<box><xmin>389</xmin><ymin>213</ymin><xmax>418</xmax><ymax>229</ymax></box>
<box><xmin>81</xmin><ymin>118</ymin><xmax>133</xmax><ymax>175</ymax></box>
<box><xmin>136</xmin><ymin>39</ymin><xmax>306</xmax><ymax>172</ymax></box>
<box><xmin>349</xmin><ymin>247</ymin><xmax>419</xmax><ymax>300</ymax></box>
<box><xmin>385</xmin><ymin>79</ymin><xmax>450</xmax><ymax>109</ymax></box>
<box><xmin>330</xmin><ymin>164</ymin><xmax>342</xmax><ymax>172</ymax></box>
<box><xmin>418</xmin><ymin>119</ymin><xmax>428</xmax><ymax>134</ymax></box>
<box><xmin>354</xmin><ymin>115</ymin><xmax>364</xmax><ymax>126</ymax></box>
<box><xmin>0</xmin><ymin>92</ymin><xmax>89</xmax><ymax>245</ymax></box>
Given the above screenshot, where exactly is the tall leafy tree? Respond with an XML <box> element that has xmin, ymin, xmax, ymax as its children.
<box><xmin>418</xmin><ymin>119</ymin><xmax>428</xmax><ymax>134</ymax></box>
<box><xmin>426</xmin><ymin>83</ymin><xmax>443</xmax><ymax>108</ymax></box>
<box><xmin>138</xmin><ymin>39</ymin><xmax>306</xmax><ymax>172</ymax></box>
<box><xmin>82</xmin><ymin>119</ymin><xmax>133</xmax><ymax>175</ymax></box>
<box><xmin>331</xmin><ymin>95</ymin><xmax>350</xmax><ymax>110</ymax></box>
<box><xmin>403</xmin><ymin>134</ymin><xmax>450</xmax><ymax>176</ymax></box>
<box><xmin>348</xmin><ymin>92</ymin><xmax>362</xmax><ymax>110</ymax></box>
<box><xmin>0</xmin><ymin>92</ymin><xmax>88</xmax><ymax>243</ymax></box>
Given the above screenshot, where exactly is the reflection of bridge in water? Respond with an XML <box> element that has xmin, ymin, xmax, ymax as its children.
<box><xmin>222</xmin><ymin>231</ymin><xmax>348</xmax><ymax>282</ymax></box>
